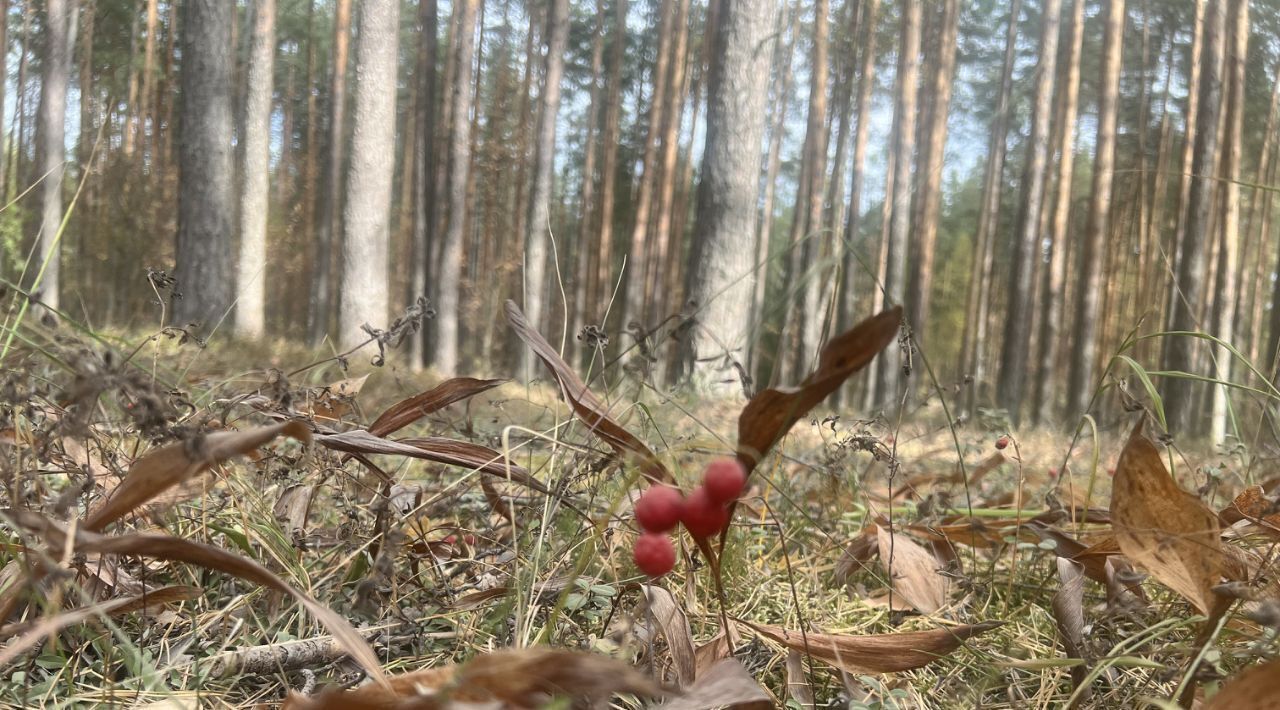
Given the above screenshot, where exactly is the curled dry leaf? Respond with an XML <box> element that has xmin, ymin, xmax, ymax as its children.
<box><xmin>83</xmin><ymin>420</ymin><xmax>312</xmax><ymax>533</ymax></box>
<box><xmin>3</xmin><ymin>510</ymin><xmax>386</xmax><ymax>683</ymax></box>
<box><xmin>1052</xmin><ymin>558</ymin><xmax>1089</xmax><ymax>694</ymax></box>
<box><xmin>641</xmin><ymin>585</ymin><xmax>697</xmax><ymax>688</ymax></box>
<box><xmin>736</xmin><ymin>307</ymin><xmax>900</xmax><ymax>472</ymax></box>
<box><xmin>306</xmin><ymin>373</ymin><xmax>369</xmax><ymax>423</ymax></box>
<box><xmin>285</xmin><ymin>647</ymin><xmax>666</xmax><ymax>709</ymax></box>
<box><xmin>692</xmin><ymin>632</ymin><xmax>732</xmax><ymax>680</ymax></box>
<box><xmin>656</xmin><ymin>658</ymin><xmax>772</xmax><ymax>710</ymax></box>
<box><xmin>368</xmin><ymin>377</ymin><xmax>505</xmax><ymax>438</ymax></box>
<box><xmin>1219</xmin><ymin>485</ymin><xmax>1280</xmax><ymax>536</ymax></box>
<box><xmin>505</xmin><ymin>300</ymin><xmax>672</xmax><ymax>484</ymax></box>
<box><xmin>1110</xmin><ymin>420</ymin><xmax>1225</xmax><ymax>614</ymax></box>
<box><xmin>1203</xmin><ymin>657</ymin><xmax>1280</xmax><ymax>710</ymax></box>
<box><xmin>877</xmin><ymin>525</ymin><xmax>950</xmax><ymax>614</ymax></box>
<box><xmin>784</xmin><ymin>650</ymin><xmax>815</xmax><ymax>707</ymax></box>
<box><xmin>741</xmin><ymin>619</ymin><xmax>1002</xmax><ymax>674</ymax></box>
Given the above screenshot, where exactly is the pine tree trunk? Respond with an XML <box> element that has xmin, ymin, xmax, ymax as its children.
<box><xmin>572</xmin><ymin>0</ymin><xmax>607</xmax><ymax>367</ymax></box>
<box><xmin>1166</xmin><ymin>0</ymin><xmax>1207</xmax><ymax>335</ymax></box>
<box><xmin>1248</xmin><ymin>73</ymin><xmax>1279</xmax><ymax>367</ymax></box>
<box><xmin>647</xmin><ymin>0</ymin><xmax>691</xmax><ymax>329</ymax></box>
<box><xmin>588</xmin><ymin>0</ymin><xmax>627</xmax><ymax>338</ymax></box>
<box><xmin>234</xmin><ymin>0</ymin><xmax>275</xmax><ymax>338</ymax></box>
<box><xmin>794</xmin><ymin>0</ymin><xmax>832</xmax><ymax>375</ymax></box>
<box><xmin>838</xmin><ymin>0</ymin><xmax>879</xmax><ymax>336</ymax></box>
<box><xmin>1163</xmin><ymin>0</ymin><xmax>1224</xmax><ymax>435</ymax></box>
<box><xmin>995</xmin><ymin>0</ymin><xmax>1060</xmax><ymax>423</ymax></box>
<box><xmin>307</xmin><ymin>0</ymin><xmax>352</xmax><ymax>345</ymax></box>
<box><xmin>33</xmin><ymin>0</ymin><xmax>72</xmax><ymax>310</ymax></box>
<box><xmin>12</xmin><ymin>2</ymin><xmax>33</xmax><ymax>199</ymax></box>
<box><xmin>174</xmin><ymin>0</ymin><xmax>234</xmax><ymax>329</ymax></box>
<box><xmin>0</xmin><ymin>0</ymin><xmax>9</xmax><ymax>196</ymax></box>
<box><xmin>136</xmin><ymin>0</ymin><xmax>159</xmax><ymax>157</ymax></box>
<box><xmin>411</xmin><ymin>0</ymin><xmax>439</xmax><ymax>368</ymax></box>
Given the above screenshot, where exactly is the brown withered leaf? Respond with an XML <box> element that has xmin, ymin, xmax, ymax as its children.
<box><xmin>285</xmin><ymin>647</ymin><xmax>666</xmax><ymax>709</ymax></box>
<box><xmin>83</xmin><ymin>420</ymin><xmax>312</xmax><ymax>533</ymax></box>
<box><xmin>368</xmin><ymin>377</ymin><xmax>505</xmax><ymax>438</ymax></box>
<box><xmin>877</xmin><ymin>526</ymin><xmax>949</xmax><ymax>614</ymax></box>
<box><xmin>505</xmin><ymin>300</ymin><xmax>672</xmax><ymax>484</ymax></box>
<box><xmin>315</xmin><ymin>430</ymin><xmax>551</xmax><ymax>495</ymax></box>
<box><xmin>692</xmin><ymin>632</ymin><xmax>732</xmax><ymax>680</ymax></box>
<box><xmin>5</xmin><ymin>510</ymin><xmax>385</xmax><ymax>683</ymax></box>
<box><xmin>784</xmin><ymin>650</ymin><xmax>815</xmax><ymax>707</ymax></box>
<box><xmin>742</xmin><ymin>620</ymin><xmax>1002</xmax><ymax>674</ymax></box>
<box><xmin>274</xmin><ymin>484</ymin><xmax>317</xmax><ymax>534</ymax></box>
<box><xmin>657</xmin><ymin>658</ymin><xmax>772</xmax><ymax>710</ymax></box>
<box><xmin>642</xmin><ymin>585</ymin><xmax>697</xmax><ymax>688</ymax></box>
<box><xmin>736</xmin><ymin>307</ymin><xmax>900</xmax><ymax>471</ymax></box>
<box><xmin>1219</xmin><ymin>486</ymin><xmax>1280</xmax><ymax>535</ymax></box>
<box><xmin>306</xmin><ymin>374</ymin><xmax>369</xmax><ymax>423</ymax></box>
<box><xmin>1110</xmin><ymin>420</ymin><xmax>1225</xmax><ymax>614</ymax></box>
<box><xmin>1052</xmin><ymin>558</ymin><xmax>1089</xmax><ymax>694</ymax></box>
<box><xmin>1203</xmin><ymin>657</ymin><xmax>1280</xmax><ymax>709</ymax></box>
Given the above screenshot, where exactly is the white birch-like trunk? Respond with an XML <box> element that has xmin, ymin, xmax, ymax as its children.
<box><xmin>235</xmin><ymin>0</ymin><xmax>275</xmax><ymax>338</ymax></box>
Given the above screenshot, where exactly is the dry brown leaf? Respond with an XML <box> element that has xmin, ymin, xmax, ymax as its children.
<box><xmin>642</xmin><ymin>585</ymin><xmax>697</xmax><ymax>688</ymax></box>
<box><xmin>1110</xmin><ymin>420</ymin><xmax>1225</xmax><ymax>614</ymax></box>
<box><xmin>274</xmin><ymin>484</ymin><xmax>317</xmax><ymax>534</ymax></box>
<box><xmin>736</xmin><ymin>306</ymin><xmax>900</xmax><ymax>471</ymax></box>
<box><xmin>83</xmin><ymin>420</ymin><xmax>312</xmax><ymax>533</ymax></box>
<box><xmin>657</xmin><ymin>658</ymin><xmax>772</xmax><ymax>710</ymax></box>
<box><xmin>742</xmin><ymin>620</ymin><xmax>1001</xmax><ymax>674</ymax></box>
<box><xmin>877</xmin><ymin>526</ymin><xmax>949</xmax><ymax>614</ymax></box>
<box><xmin>784</xmin><ymin>650</ymin><xmax>815</xmax><ymax>707</ymax></box>
<box><xmin>505</xmin><ymin>300</ymin><xmax>672</xmax><ymax>484</ymax></box>
<box><xmin>306</xmin><ymin>374</ymin><xmax>369</xmax><ymax>423</ymax></box>
<box><xmin>4</xmin><ymin>510</ymin><xmax>385</xmax><ymax>683</ymax></box>
<box><xmin>368</xmin><ymin>377</ymin><xmax>505</xmax><ymax>438</ymax></box>
<box><xmin>1219</xmin><ymin>486</ymin><xmax>1280</xmax><ymax>536</ymax></box>
<box><xmin>287</xmin><ymin>647</ymin><xmax>665</xmax><ymax>709</ymax></box>
<box><xmin>1203</xmin><ymin>657</ymin><xmax>1280</xmax><ymax>709</ymax></box>
<box><xmin>692</xmin><ymin>632</ymin><xmax>732</xmax><ymax>680</ymax></box>
<box><xmin>1052</xmin><ymin>558</ymin><xmax>1088</xmax><ymax>694</ymax></box>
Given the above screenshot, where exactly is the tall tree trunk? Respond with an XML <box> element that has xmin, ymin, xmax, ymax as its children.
<box><xmin>588</xmin><ymin>0</ymin><xmax>627</xmax><ymax>336</ymax></box>
<box><xmin>521</xmin><ymin>0</ymin><xmax>569</xmax><ymax>376</ymax></box>
<box><xmin>1163</xmin><ymin>0</ymin><xmax>1224</xmax><ymax>436</ymax></box>
<box><xmin>307</xmin><ymin>0</ymin><xmax>352</xmax><ymax>344</ymax></box>
<box><xmin>1166</xmin><ymin>0</ymin><xmax>1207</xmax><ymax>335</ymax></box>
<box><xmin>837</xmin><ymin>0</ymin><xmax>879</xmax><ymax>339</ymax></box>
<box><xmin>75</xmin><ymin>0</ymin><xmax>94</xmax><ymax>301</ymax></box>
<box><xmin>960</xmin><ymin>0</ymin><xmax>1020</xmax><ymax>414</ymax></box>
<box><xmin>905</xmin><ymin>0</ymin><xmax>959</xmax><ymax>345</ymax></box>
<box><xmin>0</xmin><ymin>0</ymin><xmax>10</xmax><ymax>196</ymax></box>
<box><xmin>996</xmin><ymin>0</ymin><xmax>1060</xmax><ymax>423</ymax></box>
<box><xmin>338</xmin><ymin>0</ymin><xmax>400</xmax><ymax>349</ymax></box>
<box><xmin>12</xmin><ymin>2</ymin><xmax>32</xmax><ymax>199</ymax></box>
<box><xmin>1032</xmin><ymin>0</ymin><xmax>1084</xmax><ymax>424</ymax></box>
<box><xmin>684</xmin><ymin>0</ymin><xmax>774</xmax><ymax>393</ymax></box>
<box><xmin>573</xmin><ymin>0</ymin><xmax>607</xmax><ymax>365</ymax></box>
<box><xmin>235</xmin><ymin>0</ymin><xmax>275</xmax><ymax>338</ymax></box>
<box><xmin>1065</xmin><ymin>0</ymin><xmax>1126</xmax><ymax>421</ymax></box>
<box><xmin>1210</xmin><ymin>0</ymin><xmax>1246</xmax><ymax>443</ymax></box>
<box><xmin>794</xmin><ymin>0</ymin><xmax>831</xmax><ymax>375</ymax></box>
<box><xmin>411</xmin><ymin>0</ymin><xmax>439</xmax><ymax>368</ymax></box>
<box><xmin>647</xmin><ymin>0</ymin><xmax>691</xmax><ymax>328</ymax></box>
<box><xmin>34</xmin><ymin>0</ymin><xmax>73</xmax><ymax>310</ymax></box>
<box><xmin>174</xmin><ymin>0</ymin><xmax>234</xmax><ymax>329</ymax></box>
<box><xmin>1248</xmin><ymin>71</ymin><xmax>1279</xmax><ymax>366</ymax></box>
<box><xmin>435</xmin><ymin>0</ymin><xmax>479</xmax><ymax>375</ymax></box>
<box><xmin>136</xmin><ymin>0</ymin><xmax>159</xmax><ymax>158</ymax></box>
<box><xmin>875</xmin><ymin>0</ymin><xmax>921</xmax><ymax>406</ymax></box>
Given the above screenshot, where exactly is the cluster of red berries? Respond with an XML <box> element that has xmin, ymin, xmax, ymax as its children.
<box><xmin>631</xmin><ymin>459</ymin><xmax>747</xmax><ymax>577</ymax></box>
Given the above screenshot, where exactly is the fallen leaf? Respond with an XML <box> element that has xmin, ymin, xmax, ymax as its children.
<box><xmin>274</xmin><ymin>484</ymin><xmax>317</xmax><ymax>534</ymax></box>
<box><xmin>306</xmin><ymin>374</ymin><xmax>369</xmax><ymax>423</ymax></box>
<box><xmin>877</xmin><ymin>526</ymin><xmax>949</xmax><ymax>614</ymax></box>
<box><xmin>1110</xmin><ymin>420</ymin><xmax>1225</xmax><ymax>614</ymax></box>
<box><xmin>692</xmin><ymin>632</ymin><xmax>731</xmax><ymax>679</ymax></box>
<box><xmin>1052</xmin><ymin>558</ymin><xmax>1089</xmax><ymax>694</ymax></box>
<box><xmin>642</xmin><ymin>585</ymin><xmax>696</xmax><ymax>688</ymax></box>
<box><xmin>736</xmin><ymin>307</ymin><xmax>900</xmax><ymax>471</ymax></box>
<box><xmin>505</xmin><ymin>300</ymin><xmax>672</xmax><ymax>484</ymax></box>
<box><xmin>657</xmin><ymin>658</ymin><xmax>772</xmax><ymax>710</ymax></box>
<box><xmin>368</xmin><ymin>377</ymin><xmax>505</xmax><ymax>437</ymax></box>
<box><xmin>742</xmin><ymin>620</ymin><xmax>1002</xmax><ymax>674</ymax></box>
<box><xmin>83</xmin><ymin>420</ymin><xmax>312</xmax><ymax>533</ymax></box>
<box><xmin>785</xmin><ymin>650</ymin><xmax>815</xmax><ymax>707</ymax></box>
<box><xmin>1203</xmin><ymin>657</ymin><xmax>1280</xmax><ymax>709</ymax></box>
<box><xmin>1219</xmin><ymin>486</ymin><xmax>1280</xmax><ymax>535</ymax></box>
<box><xmin>316</xmin><ymin>430</ymin><xmax>551</xmax><ymax>494</ymax></box>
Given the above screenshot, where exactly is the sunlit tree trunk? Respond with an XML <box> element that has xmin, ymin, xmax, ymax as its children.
<box><xmin>411</xmin><ymin>0</ymin><xmax>439</xmax><ymax>368</ymax></box>
<box><xmin>235</xmin><ymin>0</ymin><xmax>275</xmax><ymax>338</ymax></box>
<box><xmin>792</xmin><ymin>0</ymin><xmax>830</xmax><ymax>376</ymax></box>
<box><xmin>33</xmin><ymin>0</ymin><xmax>72</xmax><ymax>310</ymax></box>
<box><xmin>1166</xmin><ymin>0</ymin><xmax>1207</xmax><ymax>336</ymax></box>
<box><xmin>647</xmin><ymin>0</ymin><xmax>691</xmax><ymax>328</ymax></box>
<box><xmin>573</xmin><ymin>0</ymin><xmax>607</xmax><ymax>366</ymax></box>
<box><xmin>12</xmin><ymin>2</ymin><xmax>33</xmax><ymax>199</ymax></box>
<box><xmin>1248</xmin><ymin>73</ymin><xmax>1279</xmax><ymax>367</ymax></box>
<box><xmin>587</xmin><ymin>0</ymin><xmax>627</xmax><ymax>338</ymax></box>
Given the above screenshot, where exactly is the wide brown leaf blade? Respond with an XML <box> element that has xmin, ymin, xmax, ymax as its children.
<box><xmin>505</xmin><ymin>300</ymin><xmax>672</xmax><ymax>484</ymax></box>
<box><xmin>5</xmin><ymin>510</ymin><xmax>385</xmax><ymax>683</ymax></box>
<box><xmin>1110</xmin><ymin>420</ymin><xmax>1225</xmax><ymax>614</ymax></box>
<box><xmin>1052</xmin><ymin>558</ymin><xmax>1089</xmax><ymax>694</ymax></box>
<box><xmin>642</xmin><ymin>585</ymin><xmax>697</xmax><ymax>688</ymax></box>
<box><xmin>657</xmin><ymin>658</ymin><xmax>772</xmax><ymax>709</ymax></box>
<box><xmin>877</xmin><ymin>526</ymin><xmax>950</xmax><ymax>614</ymax></box>
<box><xmin>742</xmin><ymin>619</ymin><xmax>1002</xmax><ymax>674</ymax></box>
<box><xmin>1204</xmin><ymin>658</ymin><xmax>1280</xmax><ymax>709</ymax></box>
<box><xmin>82</xmin><ymin>420</ymin><xmax>312</xmax><ymax>533</ymax></box>
<box><xmin>737</xmin><ymin>307</ymin><xmax>900</xmax><ymax>471</ymax></box>
<box><xmin>368</xmin><ymin>377</ymin><xmax>506</xmax><ymax>437</ymax></box>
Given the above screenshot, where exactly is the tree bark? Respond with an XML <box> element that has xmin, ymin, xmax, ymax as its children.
<box><xmin>174</xmin><ymin>0</ymin><xmax>235</xmax><ymax>329</ymax></box>
<box><xmin>587</xmin><ymin>0</ymin><xmax>627</xmax><ymax>338</ymax></box>
<box><xmin>647</xmin><ymin>0</ymin><xmax>691</xmax><ymax>327</ymax></box>
<box><xmin>1166</xmin><ymin>0</ymin><xmax>1207</xmax><ymax>335</ymax></box>
<box><xmin>837</xmin><ymin>0</ymin><xmax>879</xmax><ymax>338</ymax></box>
<box><xmin>685</xmin><ymin>0</ymin><xmax>774</xmax><ymax>393</ymax></box>
<box><xmin>338</xmin><ymin>0</ymin><xmax>400</xmax><ymax>349</ymax></box>
<box><xmin>33</xmin><ymin>0</ymin><xmax>73</xmax><ymax>310</ymax></box>
<box><xmin>790</xmin><ymin>0</ymin><xmax>830</xmax><ymax>376</ymax></box>
<box><xmin>234</xmin><ymin>0</ymin><xmax>276</xmax><ymax>338</ymax></box>
<box><xmin>996</xmin><ymin>0</ymin><xmax>1060</xmax><ymax>423</ymax></box>
<box><xmin>411</xmin><ymin>0</ymin><xmax>439</xmax><ymax>368</ymax></box>
<box><xmin>572</xmin><ymin>0</ymin><xmax>608</xmax><ymax>365</ymax></box>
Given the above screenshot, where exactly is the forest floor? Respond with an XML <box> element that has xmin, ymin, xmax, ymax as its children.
<box><xmin>1</xmin><ymin>313</ymin><xmax>1278</xmax><ymax>709</ymax></box>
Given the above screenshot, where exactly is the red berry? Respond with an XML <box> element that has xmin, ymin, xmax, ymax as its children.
<box><xmin>995</xmin><ymin>436</ymin><xmax>1009</xmax><ymax>450</ymax></box>
<box><xmin>1048</xmin><ymin>467</ymin><xmax>1059</xmax><ymax>479</ymax></box>
<box><xmin>635</xmin><ymin>485</ymin><xmax>685</xmax><ymax>533</ymax></box>
<box><xmin>703</xmin><ymin>458</ymin><xmax>747</xmax><ymax>503</ymax></box>
<box><xmin>633</xmin><ymin>533</ymin><xmax>676</xmax><ymax>577</ymax></box>
<box><xmin>681</xmin><ymin>487</ymin><xmax>730</xmax><ymax>539</ymax></box>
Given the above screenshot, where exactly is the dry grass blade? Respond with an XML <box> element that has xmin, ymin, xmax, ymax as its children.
<box><xmin>368</xmin><ymin>377</ymin><xmax>506</xmax><ymax>437</ymax></box>
<box><xmin>316</xmin><ymin>430</ymin><xmax>552</xmax><ymax>494</ymax></box>
<box><xmin>1110</xmin><ymin>420</ymin><xmax>1225</xmax><ymax>614</ymax></box>
<box><xmin>1203</xmin><ymin>657</ymin><xmax>1280</xmax><ymax>709</ymax></box>
<box><xmin>742</xmin><ymin>620</ymin><xmax>1002</xmax><ymax>674</ymax></box>
<box><xmin>877</xmin><ymin>525</ymin><xmax>949</xmax><ymax>614</ymax></box>
<box><xmin>736</xmin><ymin>306</ymin><xmax>900</xmax><ymax>471</ymax></box>
<box><xmin>287</xmin><ymin>647</ymin><xmax>666</xmax><ymax>708</ymax></box>
<box><xmin>4</xmin><ymin>510</ymin><xmax>386</xmax><ymax>684</ymax></box>
<box><xmin>1052</xmin><ymin>558</ymin><xmax>1088</xmax><ymax>694</ymax></box>
<box><xmin>642</xmin><ymin>585</ymin><xmax>697</xmax><ymax>687</ymax></box>
<box><xmin>504</xmin><ymin>300</ymin><xmax>673</xmax><ymax>484</ymax></box>
<box><xmin>83</xmin><ymin>420</ymin><xmax>312</xmax><ymax>533</ymax></box>
<box><xmin>657</xmin><ymin>658</ymin><xmax>772</xmax><ymax>709</ymax></box>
